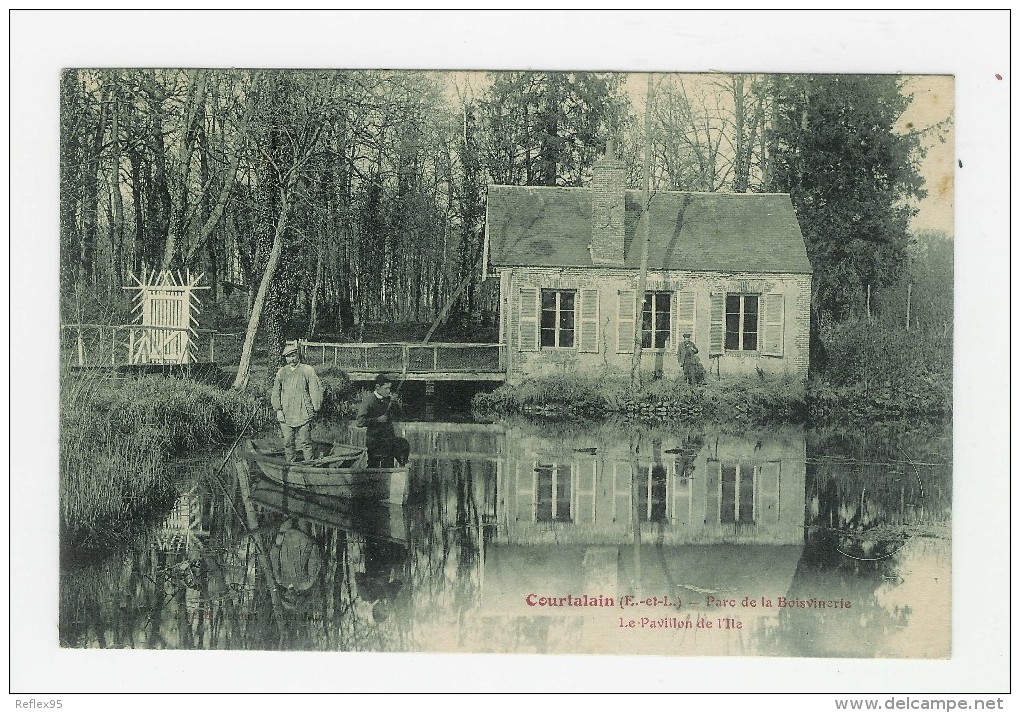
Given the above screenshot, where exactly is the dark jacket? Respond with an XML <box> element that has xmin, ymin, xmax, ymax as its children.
<box><xmin>355</xmin><ymin>390</ymin><xmax>402</xmax><ymax>447</ymax></box>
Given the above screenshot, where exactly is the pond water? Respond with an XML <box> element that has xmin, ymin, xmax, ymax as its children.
<box><xmin>59</xmin><ymin>413</ymin><xmax>951</xmax><ymax>658</ymax></box>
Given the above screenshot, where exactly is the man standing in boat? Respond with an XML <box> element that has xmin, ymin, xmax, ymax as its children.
<box><xmin>271</xmin><ymin>342</ymin><xmax>324</xmax><ymax>462</ymax></box>
<box><xmin>356</xmin><ymin>373</ymin><xmax>410</xmax><ymax>467</ymax></box>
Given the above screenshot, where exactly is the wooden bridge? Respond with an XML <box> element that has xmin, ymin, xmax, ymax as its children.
<box><xmin>61</xmin><ymin>325</ymin><xmax>506</xmax><ymax>382</ymax></box>
<box><xmin>302</xmin><ymin>341</ymin><xmax>506</xmax><ymax>382</ymax></box>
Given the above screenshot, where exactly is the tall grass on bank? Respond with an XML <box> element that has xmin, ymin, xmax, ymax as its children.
<box><xmin>60</xmin><ymin>370</ymin><xmax>271</xmax><ymax>547</ymax></box>
<box><xmin>473</xmin><ymin>370</ymin><xmax>808</xmax><ymax>423</ymax></box>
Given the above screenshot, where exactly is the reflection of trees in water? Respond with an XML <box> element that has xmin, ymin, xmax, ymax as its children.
<box><xmin>807</xmin><ymin>424</ymin><xmax>952</xmax><ymax>538</ymax></box>
<box><xmin>756</xmin><ymin>531</ymin><xmax>909</xmax><ymax>657</ymax></box>
<box><xmin>59</xmin><ymin>453</ymin><xmax>500</xmax><ymax>651</ymax></box>
<box><xmin>759</xmin><ymin>423</ymin><xmax>951</xmax><ymax>657</ymax></box>
<box><xmin>401</xmin><ymin>457</ymin><xmax>487</xmax><ymax>651</ymax></box>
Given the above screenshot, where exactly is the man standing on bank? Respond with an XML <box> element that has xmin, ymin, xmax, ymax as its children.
<box><xmin>677</xmin><ymin>331</ymin><xmax>706</xmax><ymax>385</ymax></box>
<box><xmin>356</xmin><ymin>373</ymin><xmax>411</xmax><ymax>467</ymax></box>
<box><xmin>271</xmin><ymin>342</ymin><xmax>324</xmax><ymax>462</ymax></box>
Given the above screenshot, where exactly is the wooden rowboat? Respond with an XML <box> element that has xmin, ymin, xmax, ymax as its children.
<box><xmin>249</xmin><ymin>477</ymin><xmax>408</xmax><ymax>544</ymax></box>
<box><xmin>241</xmin><ymin>438</ymin><xmax>408</xmax><ymax>504</ymax></box>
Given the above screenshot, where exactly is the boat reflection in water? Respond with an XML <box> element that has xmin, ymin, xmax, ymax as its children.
<box><xmin>58</xmin><ymin>418</ymin><xmax>950</xmax><ymax>657</ymax></box>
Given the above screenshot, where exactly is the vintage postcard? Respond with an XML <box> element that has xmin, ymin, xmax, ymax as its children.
<box><xmin>52</xmin><ymin>66</ymin><xmax>954</xmax><ymax>656</ymax></box>
<box><xmin>12</xmin><ymin>10</ymin><xmax>1010</xmax><ymax>698</ymax></box>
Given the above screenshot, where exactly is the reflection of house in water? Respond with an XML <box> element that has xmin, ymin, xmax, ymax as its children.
<box><xmin>476</xmin><ymin>424</ymin><xmax>809</xmax><ymax>655</ymax></box>
<box><xmin>496</xmin><ymin>425</ymin><xmax>806</xmax><ymax>546</ymax></box>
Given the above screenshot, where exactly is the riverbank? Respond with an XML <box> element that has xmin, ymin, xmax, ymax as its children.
<box><xmin>471</xmin><ymin>370</ymin><xmax>951</xmax><ymax>424</ymax></box>
<box><xmin>60</xmin><ymin>372</ymin><xmax>273</xmax><ymax>554</ymax></box>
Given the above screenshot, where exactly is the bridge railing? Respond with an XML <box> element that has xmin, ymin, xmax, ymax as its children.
<box><xmin>301</xmin><ymin>341</ymin><xmax>506</xmax><ymax>375</ymax></box>
<box><xmin>60</xmin><ymin>324</ymin><xmax>219</xmax><ymax>367</ymax></box>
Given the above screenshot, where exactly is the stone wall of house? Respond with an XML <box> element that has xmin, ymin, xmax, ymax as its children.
<box><xmin>499</xmin><ymin>267</ymin><xmax>812</xmax><ymax>382</ymax></box>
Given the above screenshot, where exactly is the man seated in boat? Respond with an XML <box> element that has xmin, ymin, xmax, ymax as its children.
<box><xmin>356</xmin><ymin>373</ymin><xmax>411</xmax><ymax>467</ymax></box>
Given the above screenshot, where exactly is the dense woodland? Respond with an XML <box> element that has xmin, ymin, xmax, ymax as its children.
<box><xmin>59</xmin><ymin>70</ymin><xmax>952</xmax><ymax>386</ymax></box>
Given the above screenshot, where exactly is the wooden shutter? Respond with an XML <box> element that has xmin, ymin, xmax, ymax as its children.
<box><xmin>757</xmin><ymin>460</ymin><xmax>781</xmax><ymax>524</ymax></box>
<box><xmin>762</xmin><ymin>293</ymin><xmax>785</xmax><ymax>356</ymax></box>
<box><xmin>575</xmin><ymin>458</ymin><xmax>597</xmax><ymax>523</ymax></box>
<box><xmin>518</xmin><ymin>287</ymin><xmax>539</xmax><ymax>352</ymax></box>
<box><xmin>516</xmin><ymin>459</ymin><xmax>536</xmax><ymax>522</ymax></box>
<box><xmin>708</xmin><ymin>292</ymin><xmax>725</xmax><ymax>356</ymax></box>
<box><xmin>578</xmin><ymin>288</ymin><xmax>600</xmax><ymax>353</ymax></box>
<box><xmin>675</xmin><ymin>291</ymin><xmax>696</xmax><ymax>348</ymax></box>
<box><xmin>616</xmin><ymin>289</ymin><xmax>636</xmax><ymax>353</ymax></box>
<box><xmin>612</xmin><ymin>461</ymin><xmax>633</xmax><ymax>523</ymax></box>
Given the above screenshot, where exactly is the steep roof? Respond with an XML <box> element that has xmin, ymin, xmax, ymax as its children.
<box><xmin>485</xmin><ymin>185</ymin><xmax>813</xmax><ymax>274</ymax></box>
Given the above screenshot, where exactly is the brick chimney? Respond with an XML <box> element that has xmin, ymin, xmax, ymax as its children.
<box><xmin>589</xmin><ymin>140</ymin><xmax>626</xmax><ymax>266</ymax></box>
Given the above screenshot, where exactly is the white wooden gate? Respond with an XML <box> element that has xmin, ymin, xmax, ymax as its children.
<box><xmin>124</xmin><ymin>271</ymin><xmax>209</xmax><ymax>364</ymax></box>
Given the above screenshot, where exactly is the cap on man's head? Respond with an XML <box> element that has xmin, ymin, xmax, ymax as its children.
<box><xmin>282</xmin><ymin>343</ymin><xmax>298</xmax><ymax>356</ymax></box>
<box><xmin>683</xmin><ymin>332</ymin><xmax>692</xmax><ymax>338</ymax></box>
<box><xmin>374</xmin><ymin>373</ymin><xmax>393</xmax><ymax>387</ymax></box>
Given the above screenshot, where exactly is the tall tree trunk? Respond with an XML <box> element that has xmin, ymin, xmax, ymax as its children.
<box><xmin>184</xmin><ymin>89</ymin><xmax>254</xmax><ymax>270</ymax></box>
<box><xmin>306</xmin><ymin>230</ymin><xmax>325</xmax><ymax>340</ymax></box>
<box><xmin>81</xmin><ymin>84</ymin><xmax>108</xmax><ymax>286</ymax></box>
<box><xmin>732</xmin><ymin>75</ymin><xmax>747</xmax><ymax>193</ymax></box>
<box><xmin>630</xmin><ymin>75</ymin><xmax>654</xmax><ymax>387</ymax></box>
<box><xmin>150</xmin><ymin>107</ymin><xmax>172</xmax><ymax>271</ymax></box>
<box><xmin>128</xmin><ymin>148</ymin><xmax>145</xmax><ymax>277</ymax></box>
<box><xmin>109</xmin><ymin>76</ymin><xmax>125</xmax><ymax>289</ymax></box>
<box><xmin>232</xmin><ymin>176</ymin><xmax>296</xmax><ymax>390</ymax></box>
<box><xmin>59</xmin><ymin>71</ymin><xmax>82</xmax><ymax>289</ymax></box>
<box><xmin>161</xmin><ymin>70</ymin><xmax>207</xmax><ymax>272</ymax></box>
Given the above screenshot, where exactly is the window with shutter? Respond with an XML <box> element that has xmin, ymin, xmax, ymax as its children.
<box><xmin>640</xmin><ymin>291</ymin><xmax>672</xmax><ymax>348</ymax></box>
<box><xmin>708</xmin><ymin>293</ymin><xmax>725</xmax><ymax>356</ymax></box>
<box><xmin>762</xmin><ymin>293</ymin><xmax>785</xmax><ymax>356</ymax></box>
<box><xmin>725</xmin><ymin>294</ymin><xmax>760</xmax><ymax>351</ymax></box>
<box><xmin>616</xmin><ymin>289</ymin><xmax>636</xmax><ymax>353</ymax></box>
<box><xmin>540</xmin><ymin>289</ymin><xmax>576</xmax><ymax>348</ymax></box>
<box><xmin>578</xmin><ymin>288</ymin><xmax>600</xmax><ymax>353</ymax></box>
<box><xmin>518</xmin><ymin>288</ymin><xmax>539</xmax><ymax>351</ymax></box>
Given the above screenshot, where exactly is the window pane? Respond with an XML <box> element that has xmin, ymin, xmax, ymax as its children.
<box><xmin>559</xmin><ymin>329</ymin><xmax>574</xmax><ymax>347</ymax></box>
<box><xmin>641</xmin><ymin>306</ymin><xmax>653</xmax><ymax>348</ymax></box>
<box><xmin>655</xmin><ymin>292</ymin><xmax>670</xmax><ymax>312</ymax></box>
<box><xmin>655</xmin><ymin>310</ymin><xmax>670</xmax><ymax>332</ymax></box>
<box><xmin>540</xmin><ymin>328</ymin><xmax>556</xmax><ymax>347</ymax></box>
<box><xmin>726</xmin><ymin>294</ymin><xmax>740</xmax><ymax>314</ymax></box>
<box><xmin>560</xmin><ymin>291</ymin><xmax>574</xmax><ymax>312</ymax></box>
<box><xmin>738</xmin><ymin>464</ymin><xmax>755</xmax><ymax>524</ymax></box>
<box><xmin>536</xmin><ymin>466</ymin><xmax>553</xmax><ymax>522</ymax></box>
<box><xmin>541</xmin><ymin>291</ymin><xmax>556</xmax><ymax>310</ymax></box>
<box><xmin>743</xmin><ymin>296</ymin><xmax>758</xmax><ymax>351</ymax></box>
<box><xmin>650</xmin><ymin>464</ymin><xmax>668</xmax><ymax>522</ymax></box>
<box><xmin>743</xmin><ymin>330</ymin><xmax>757</xmax><ymax>351</ymax></box>
<box><xmin>540</xmin><ymin>308</ymin><xmax>556</xmax><ymax>330</ymax></box>
<box><xmin>654</xmin><ymin>328</ymin><xmax>668</xmax><ymax>349</ymax></box>
<box><xmin>555</xmin><ymin>466</ymin><xmax>572</xmax><ymax>522</ymax></box>
<box><xmin>560</xmin><ymin>307</ymin><xmax>574</xmax><ymax>330</ymax></box>
<box><xmin>721</xmin><ymin>465</ymin><xmax>737</xmax><ymax>524</ymax></box>
<box><xmin>725</xmin><ymin>312</ymin><xmax>740</xmax><ymax>350</ymax></box>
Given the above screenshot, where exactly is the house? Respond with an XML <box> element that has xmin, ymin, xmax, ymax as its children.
<box><xmin>483</xmin><ymin>149</ymin><xmax>813</xmax><ymax>382</ymax></box>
